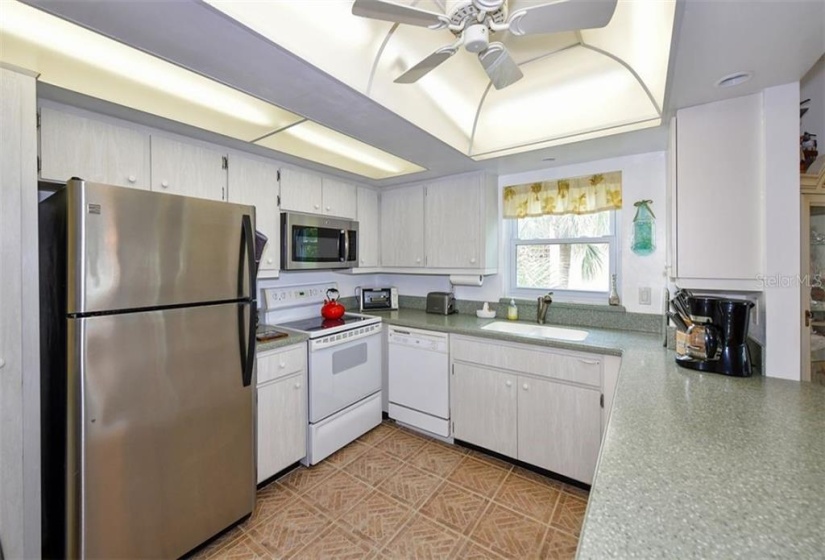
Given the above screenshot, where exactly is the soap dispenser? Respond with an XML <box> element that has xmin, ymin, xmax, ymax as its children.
<box><xmin>507</xmin><ymin>298</ymin><xmax>518</xmax><ymax>320</ymax></box>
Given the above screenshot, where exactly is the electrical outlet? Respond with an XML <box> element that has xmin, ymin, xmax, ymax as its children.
<box><xmin>639</xmin><ymin>287</ymin><xmax>652</xmax><ymax>306</ymax></box>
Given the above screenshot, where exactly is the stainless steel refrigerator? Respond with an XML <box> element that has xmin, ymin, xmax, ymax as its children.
<box><xmin>39</xmin><ymin>179</ymin><xmax>257</xmax><ymax>559</ymax></box>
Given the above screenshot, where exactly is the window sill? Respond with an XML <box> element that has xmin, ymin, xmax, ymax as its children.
<box><xmin>503</xmin><ymin>297</ymin><xmax>627</xmax><ymax>313</ymax></box>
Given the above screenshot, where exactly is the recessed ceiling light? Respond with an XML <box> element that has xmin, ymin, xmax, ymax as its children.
<box><xmin>715</xmin><ymin>72</ymin><xmax>753</xmax><ymax>88</ymax></box>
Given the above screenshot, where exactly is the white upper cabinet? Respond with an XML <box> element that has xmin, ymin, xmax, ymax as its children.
<box><xmin>227</xmin><ymin>153</ymin><xmax>280</xmax><ymax>276</ymax></box>
<box><xmin>673</xmin><ymin>94</ymin><xmax>763</xmax><ymax>285</ymax></box>
<box><xmin>279</xmin><ymin>167</ymin><xmax>323</xmax><ymax>214</ymax></box>
<box><xmin>150</xmin><ymin>135</ymin><xmax>227</xmax><ymax>201</ymax></box>
<box><xmin>380</xmin><ymin>185</ymin><xmax>425</xmax><ymax>267</ymax></box>
<box><xmin>39</xmin><ymin>105</ymin><xmax>150</xmax><ymax>190</ymax></box>
<box><xmin>378</xmin><ymin>172</ymin><xmax>498</xmax><ymax>272</ymax></box>
<box><xmin>321</xmin><ymin>178</ymin><xmax>357</xmax><ymax>219</ymax></box>
<box><xmin>425</xmin><ymin>174</ymin><xmax>497</xmax><ymax>269</ymax></box>
<box><xmin>279</xmin><ymin>169</ymin><xmax>357</xmax><ymax>219</ymax></box>
<box><xmin>356</xmin><ymin>187</ymin><xmax>380</xmax><ymax>268</ymax></box>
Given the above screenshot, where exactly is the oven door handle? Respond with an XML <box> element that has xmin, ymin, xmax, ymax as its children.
<box><xmin>309</xmin><ymin>323</ymin><xmax>381</xmax><ymax>351</ymax></box>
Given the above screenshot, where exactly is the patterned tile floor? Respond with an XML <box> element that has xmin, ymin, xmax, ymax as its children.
<box><xmin>193</xmin><ymin>421</ymin><xmax>589</xmax><ymax>559</ymax></box>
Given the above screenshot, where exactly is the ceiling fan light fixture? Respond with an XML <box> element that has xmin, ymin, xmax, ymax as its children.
<box><xmin>464</xmin><ymin>24</ymin><xmax>490</xmax><ymax>53</ymax></box>
<box><xmin>715</xmin><ymin>71</ymin><xmax>753</xmax><ymax>88</ymax></box>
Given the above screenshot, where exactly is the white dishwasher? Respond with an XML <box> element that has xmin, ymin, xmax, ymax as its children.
<box><xmin>388</xmin><ymin>326</ymin><xmax>450</xmax><ymax>437</ymax></box>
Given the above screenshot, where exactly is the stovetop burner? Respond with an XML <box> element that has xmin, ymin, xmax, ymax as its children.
<box><xmin>279</xmin><ymin>313</ymin><xmax>372</xmax><ymax>333</ymax></box>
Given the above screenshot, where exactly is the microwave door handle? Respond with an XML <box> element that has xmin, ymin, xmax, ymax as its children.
<box><xmin>340</xmin><ymin>229</ymin><xmax>348</xmax><ymax>262</ymax></box>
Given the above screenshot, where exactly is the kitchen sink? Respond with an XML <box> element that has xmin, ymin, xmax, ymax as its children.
<box><xmin>481</xmin><ymin>321</ymin><xmax>588</xmax><ymax>341</ymax></box>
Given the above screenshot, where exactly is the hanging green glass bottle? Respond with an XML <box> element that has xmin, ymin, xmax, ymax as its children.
<box><xmin>631</xmin><ymin>200</ymin><xmax>656</xmax><ymax>256</ymax></box>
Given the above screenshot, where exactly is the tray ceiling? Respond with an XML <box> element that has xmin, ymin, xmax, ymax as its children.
<box><xmin>206</xmin><ymin>0</ymin><xmax>676</xmax><ymax>159</ymax></box>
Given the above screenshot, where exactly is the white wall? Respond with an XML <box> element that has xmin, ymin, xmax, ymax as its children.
<box><xmin>801</xmin><ymin>55</ymin><xmax>824</xmax><ymax>142</ymax></box>
<box><xmin>378</xmin><ymin>152</ymin><xmax>668</xmax><ymax>314</ymax></box>
<box><xmin>764</xmin><ymin>82</ymin><xmax>802</xmax><ymax>380</ymax></box>
<box><xmin>497</xmin><ymin>152</ymin><xmax>668</xmax><ymax>314</ymax></box>
<box><xmin>258</xmin><ymin>270</ymin><xmax>377</xmax><ymax>322</ymax></box>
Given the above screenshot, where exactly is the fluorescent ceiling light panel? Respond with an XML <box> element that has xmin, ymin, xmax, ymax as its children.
<box><xmin>255</xmin><ymin>121</ymin><xmax>425</xmax><ymax>180</ymax></box>
<box><xmin>0</xmin><ymin>1</ymin><xmax>423</xmax><ymax>179</ymax></box>
<box><xmin>0</xmin><ymin>1</ymin><xmax>301</xmax><ymax>139</ymax></box>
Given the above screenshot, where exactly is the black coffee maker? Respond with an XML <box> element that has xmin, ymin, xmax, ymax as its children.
<box><xmin>675</xmin><ymin>297</ymin><xmax>755</xmax><ymax>377</ymax></box>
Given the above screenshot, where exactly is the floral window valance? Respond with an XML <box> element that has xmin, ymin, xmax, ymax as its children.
<box><xmin>503</xmin><ymin>171</ymin><xmax>622</xmax><ymax>218</ymax></box>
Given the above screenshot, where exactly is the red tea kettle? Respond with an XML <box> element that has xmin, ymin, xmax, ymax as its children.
<box><xmin>321</xmin><ymin>288</ymin><xmax>346</xmax><ymax>320</ymax></box>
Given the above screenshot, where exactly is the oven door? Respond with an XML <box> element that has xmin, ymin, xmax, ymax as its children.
<box><xmin>308</xmin><ymin>329</ymin><xmax>382</xmax><ymax>423</ymax></box>
<box><xmin>281</xmin><ymin>212</ymin><xmax>358</xmax><ymax>270</ymax></box>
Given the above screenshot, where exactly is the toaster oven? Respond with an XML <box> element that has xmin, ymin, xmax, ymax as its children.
<box><xmin>360</xmin><ymin>287</ymin><xmax>398</xmax><ymax>311</ymax></box>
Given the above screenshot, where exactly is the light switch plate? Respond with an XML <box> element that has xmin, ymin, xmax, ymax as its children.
<box><xmin>639</xmin><ymin>287</ymin><xmax>652</xmax><ymax>306</ymax></box>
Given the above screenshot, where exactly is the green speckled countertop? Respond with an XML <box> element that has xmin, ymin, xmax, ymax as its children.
<box><xmin>255</xmin><ymin>328</ymin><xmax>309</xmax><ymax>353</ymax></box>
<box><xmin>369</xmin><ymin>309</ymin><xmax>825</xmax><ymax>558</ymax></box>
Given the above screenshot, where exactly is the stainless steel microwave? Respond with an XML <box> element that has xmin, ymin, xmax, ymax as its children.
<box><xmin>281</xmin><ymin>211</ymin><xmax>358</xmax><ymax>270</ymax></box>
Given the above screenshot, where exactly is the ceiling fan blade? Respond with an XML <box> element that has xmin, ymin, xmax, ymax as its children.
<box><xmin>508</xmin><ymin>0</ymin><xmax>618</xmax><ymax>36</ymax></box>
<box><xmin>395</xmin><ymin>46</ymin><xmax>458</xmax><ymax>83</ymax></box>
<box><xmin>478</xmin><ymin>42</ymin><xmax>523</xmax><ymax>90</ymax></box>
<box><xmin>352</xmin><ymin>0</ymin><xmax>448</xmax><ymax>28</ymax></box>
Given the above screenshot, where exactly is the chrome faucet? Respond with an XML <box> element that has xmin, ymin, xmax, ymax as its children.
<box><xmin>537</xmin><ymin>292</ymin><xmax>554</xmax><ymax>324</ymax></box>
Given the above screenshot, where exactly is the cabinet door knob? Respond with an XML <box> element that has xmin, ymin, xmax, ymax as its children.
<box><xmin>522</xmin><ymin>383</ymin><xmax>529</xmax><ymax>391</ymax></box>
<box><xmin>360</xmin><ymin>259</ymin><xmax>365</xmax><ymax>264</ymax></box>
<box><xmin>416</xmin><ymin>257</ymin><xmax>421</xmax><ymax>263</ymax></box>
<box><xmin>314</xmin><ymin>204</ymin><xmax>320</xmax><ymax>210</ymax></box>
<box><xmin>0</xmin><ymin>358</ymin><xmax>5</xmax><ymax>369</ymax></box>
<box><xmin>266</xmin><ymin>258</ymin><xmax>273</xmax><ymax>264</ymax></box>
<box><xmin>325</xmin><ymin>206</ymin><xmax>331</xmax><ymax>211</ymax></box>
<box><xmin>279</xmin><ymin>362</ymin><xmax>286</xmax><ymax>369</ymax></box>
<box><xmin>161</xmin><ymin>180</ymin><xmax>169</xmax><ymax>188</ymax></box>
<box><xmin>470</xmin><ymin>257</ymin><xmax>477</xmax><ymax>264</ymax></box>
<box><xmin>505</xmin><ymin>380</ymin><xmax>512</xmax><ymax>387</ymax></box>
<box><xmin>128</xmin><ymin>175</ymin><xmax>137</xmax><ymax>183</ymax></box>
<box><xmin>294</xmin><ymin>382</ymin><xmax>301</xmax><ymax>389</ymax></box>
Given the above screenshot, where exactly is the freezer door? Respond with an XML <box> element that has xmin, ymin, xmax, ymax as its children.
<box><xmin>67</xmin><ymin>303</ymin><xmax>255</xmax><ymax>559</ymax></box>
<box><xmin>65</xmin><ymin>179</ymin><xmax>255</xmax><ymax>314</ymax></box>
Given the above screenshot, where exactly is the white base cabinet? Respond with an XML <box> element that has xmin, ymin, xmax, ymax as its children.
<box><xmin>452</xmin><ymin>363</ymin><xmax>518</xmax><ymax>457</ymax></box>
<box><xmin>451</xmin><ymin>335</ymin><xmax>604</xmax><ymax>484</ymax></box>
<box><xmin>256</xmin><ymin>344</ymin><xmax>307</xmax><ymax>484</ymax></box>
<box><xmin>516</xmin><ymin>377</ymin><xmax>601</xmax><ymax>484</ymax></box>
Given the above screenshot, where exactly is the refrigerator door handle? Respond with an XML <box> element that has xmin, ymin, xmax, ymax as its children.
<box><xmin>238</xmin><ymin>214</ymin><xmax>256</xmax><ymax>387</ymax></box>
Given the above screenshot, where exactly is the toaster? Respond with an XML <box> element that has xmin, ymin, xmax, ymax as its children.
<box><xmin>426</xmin><ymin>291</ymin><xmax>457</xmax><ymax>315</ymax></box>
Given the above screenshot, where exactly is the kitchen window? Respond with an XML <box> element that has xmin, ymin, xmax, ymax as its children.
<box><xmin>502</xmin><ymin>171</ymin><xmax>623</xmax><ymax>303</ymax></box>
<box><xmin>509</xmin><ymin>211</ymin><xmax>618</xmax><ymax>302</ymax></box>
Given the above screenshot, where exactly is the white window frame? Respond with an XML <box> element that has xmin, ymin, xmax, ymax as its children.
<box><xmin>507</xmin><ymin>211</ymin><xmax>621</xmax><ymax>304</ymax></box>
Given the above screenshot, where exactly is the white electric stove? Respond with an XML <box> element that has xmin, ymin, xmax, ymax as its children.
<box><xmin>263</xmin><ymin>283</ymin><xmax>382</xmax><ymax>465</ymax></box>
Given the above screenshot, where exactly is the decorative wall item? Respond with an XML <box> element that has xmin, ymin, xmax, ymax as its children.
<box><xmin>502</xmin><ymin>171</ymin><xmax>622</xmax><ymax>218</ymax></box>
<box><xmin>631</xmin><ymin>199</ymin><xmax>656</xmax><ymax>256</ymax></box>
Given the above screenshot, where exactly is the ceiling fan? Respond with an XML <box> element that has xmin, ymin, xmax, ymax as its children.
<box><xmin>351</xmin><ymin>0</ymin><xmax>618</xmax><ymax>90</ymax></box>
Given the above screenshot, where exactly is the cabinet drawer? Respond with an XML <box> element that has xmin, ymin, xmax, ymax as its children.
<box><xmin>257</xmin><ymin>344</ymin><xmax>306</xmax><ymax>384</ymax></box>
<box><xmin>451</xmin><ymin>336</ymin><xmax>601</xmax><ymax>388</ymax></box>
